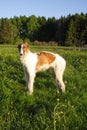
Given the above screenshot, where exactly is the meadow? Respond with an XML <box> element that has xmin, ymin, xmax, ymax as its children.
<box><xmin>0</xmin><ymin>45</ymin><xmax>87</xmax><ymax>130</ymax></box>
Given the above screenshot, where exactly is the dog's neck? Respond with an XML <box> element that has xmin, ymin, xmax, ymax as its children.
<box><xmin>19</xmin><ymin>50</ymin><xmax>30</xmax><ymax>60</ymax></box>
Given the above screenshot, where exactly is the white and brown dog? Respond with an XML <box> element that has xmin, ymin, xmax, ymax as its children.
<box><xmin>17</xmin><ymin>43</ymin><xmax>66</xmax><ymax>95</ymax></box>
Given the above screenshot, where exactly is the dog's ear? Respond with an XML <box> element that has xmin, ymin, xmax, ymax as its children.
<box><xmin>17</xmin><ymin>44</ymin><xmax>21</xmax><ymax>49</ymax></box>
<box><xmin>24</xmin><ymin>42</ymin><xmax>29</xmax><ymax>49</ymax></box>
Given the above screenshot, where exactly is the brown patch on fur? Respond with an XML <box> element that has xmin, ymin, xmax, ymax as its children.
<box><xmin>22</xmin><ymin>43</ymin><xmax>29</xmax><ymax>53</ymax></box>
<box><xmin>36</xmin><ymin>52</ymin><xmax>55</xmax><ymax>70</ymax></box>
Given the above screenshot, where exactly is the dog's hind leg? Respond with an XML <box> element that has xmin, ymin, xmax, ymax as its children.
<box><xmin>56</xmin><ymin>74</ymin><xmax>65</xmax><ymax>93</ymax></box>
<box><xmin>52</xmin><ymin>69</ymin><xmax>63</xmax><ymax>93</ymax></box>
<box><xmin>53</xmin><ymin>71</ymin><xmax>65</xmax><ymax>93</ymax></box>
<box><xmin>52</xmin><ymin>59</ymin><xmax>66</xmax><ymax>93</ymax></box>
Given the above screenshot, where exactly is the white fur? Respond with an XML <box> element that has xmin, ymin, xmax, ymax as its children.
<box><xmin>18</xmin><ymin>45</ymin><xmax>66</xmax><ymax>95</ymax></box>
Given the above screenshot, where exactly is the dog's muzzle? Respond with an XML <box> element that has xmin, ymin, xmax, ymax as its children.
<box><xmin>19</xmin><ymin>48</ymin><xmax>24</xmax><ymax>56</ymax></box>
<box><xmin>20</xmin><ymin>53</ymin><xmax>23</xmax><ymax>56</ymax></box>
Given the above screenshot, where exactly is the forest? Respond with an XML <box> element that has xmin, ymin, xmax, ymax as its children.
<box><xmin>0</xmin><ymin>13</ymin><xmax>87</xmax><ymax>46</ymax></box>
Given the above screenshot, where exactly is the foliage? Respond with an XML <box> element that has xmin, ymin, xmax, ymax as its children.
<box><xmin>81</xmin><ymin>23</ymin><xmax>87</xmax><ymax>46</ymax></box>
<box><xmin>0</xmin><ymin>45</ymin><xmax>87</xmax><ymax>130</ymax></box>
<box><xmin>0</xmin><ymin>18</ymin><xmax>18</xmax><ymax>44</ymax></box>
<box><xmin>66</xmin><ymin>14</ymin><xmax>86</xmax><ymax>46</ymax></box>
<box><xmin>0</xmin><ymin>13</ymin><xmax>87</xmax><ymax>46</ymax></box>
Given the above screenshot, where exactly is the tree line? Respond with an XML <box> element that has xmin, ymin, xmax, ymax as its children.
<box><xmin>0</xmin><ymin>13</ymin><xmax>87</xmax><ymax>46</ymax></box>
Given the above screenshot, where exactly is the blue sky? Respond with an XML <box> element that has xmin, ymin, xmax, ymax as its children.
<box><xmin>0</xmin><ymin>0</ymin><xmax>87</xmax><ymax>19</ymax></box>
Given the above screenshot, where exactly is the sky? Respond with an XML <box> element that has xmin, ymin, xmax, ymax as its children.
<box><xmin>0</xmin><ymin>0</ymin><xmax>87</xmax><ymax>19</ymax></box>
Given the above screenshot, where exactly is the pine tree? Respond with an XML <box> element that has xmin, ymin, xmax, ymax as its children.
<box><xmin>65</xmin><ymin>19</ymin><xmax>77</xmax><ymax>46</ymax></box>
<box><xmin>81</xmin><ymin>23</ymin><xmax>87</xmax><ymax>46</ymax></box>
<box><xmin>0</xmin><ymin>18</ymin><xmax>18</xmax><ymax>44</ymax></box>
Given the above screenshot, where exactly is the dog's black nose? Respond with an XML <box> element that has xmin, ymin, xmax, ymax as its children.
<box><xmin>20</xmin><ymin>54</ymin><xmax>23</xmax><ymax>56</ymax></box>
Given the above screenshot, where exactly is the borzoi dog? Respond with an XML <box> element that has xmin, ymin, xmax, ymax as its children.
<box><xmin>17</xmin><ymin>43</ymin><xmax>66</xmax><ymax>95</ymax></box>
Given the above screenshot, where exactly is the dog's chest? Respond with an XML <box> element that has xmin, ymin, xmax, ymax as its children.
<box><xmin>21</xmin><ymin>53</ymin><xmax>37</xmax><ymax>70</ymax></box>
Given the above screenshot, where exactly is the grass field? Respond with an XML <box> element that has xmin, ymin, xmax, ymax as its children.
<box><xmin>0</xmin><ymin>45</ymin><xmax>87</xmax><ymax>130</ymax></box>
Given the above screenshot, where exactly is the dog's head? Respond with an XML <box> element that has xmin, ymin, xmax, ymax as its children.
<box><xmin>17</xmin><ymin>43</ymin><xmax>29</xmax><ymax>56</ymax></box>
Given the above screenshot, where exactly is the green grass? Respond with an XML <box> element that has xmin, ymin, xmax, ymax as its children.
<box><xmin>0</xmin><ymin>45</ymin><xmax>87</xmax><ymax>130</ymax></box>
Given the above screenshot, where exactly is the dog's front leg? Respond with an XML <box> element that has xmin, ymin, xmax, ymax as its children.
<box><xmin>24</xmin><ymin>67</ymin><xmax>29</xmax><ymax>91</ymax></box>
<box><xmin>28</xmin><ymin>73</ymin><xmax>35</xmax><ymax>95</ymax></box>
